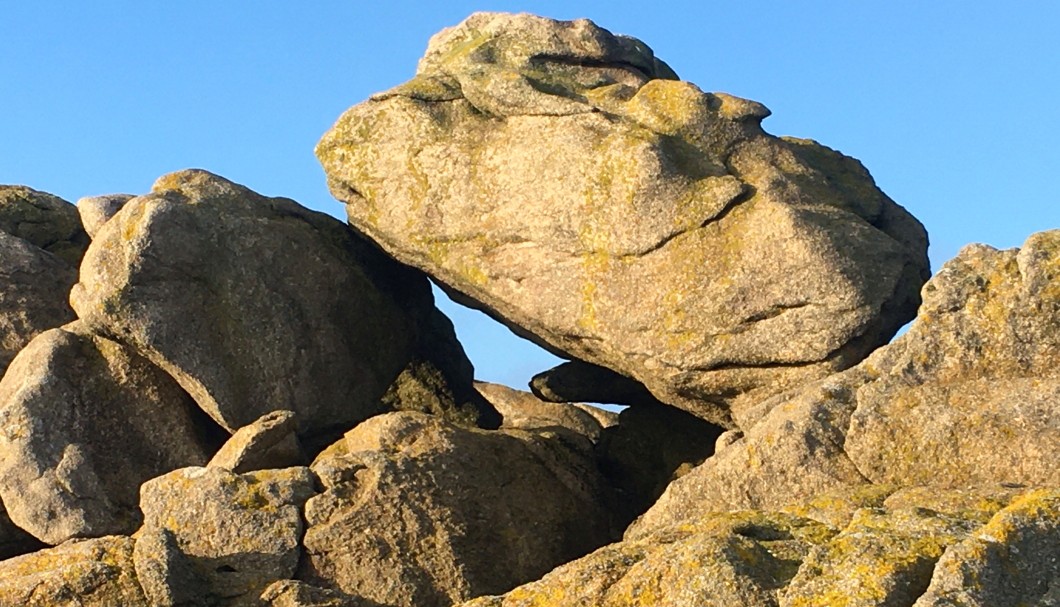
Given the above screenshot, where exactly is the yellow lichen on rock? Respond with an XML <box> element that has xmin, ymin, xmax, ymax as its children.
<box><xmin>0</xmin><ymin>536</ymin><xmax>148</xmax><ymax>606</ymax></box>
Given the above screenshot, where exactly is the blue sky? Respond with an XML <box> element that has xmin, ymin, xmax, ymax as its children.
<box><xmin>3</xmin><ymin>2</ymin><xmax>1057</xmax><ymax>388</ymax></box>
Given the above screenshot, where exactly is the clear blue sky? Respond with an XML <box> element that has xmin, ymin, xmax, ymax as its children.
<box><xmin>3</xmin><ymin>2</ymin><xmax>1057</xmax><ymax>388</ymax></box>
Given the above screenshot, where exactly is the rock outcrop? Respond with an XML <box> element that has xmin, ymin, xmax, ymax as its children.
<box><xmin>260</xmin><ymin>580</ymin><xmax>353</xmax><ymax>607</ymax></box>
<box><xmin>634</xmin><ymin>230</ymin><xmax>1060</xmax><ymax>534</ymax></box>
<box><xmin>0</xmin><ymin>12</ymin><xmax>1055</xmax><ymax>607</ymax></box>
<box><xmin>317</xmin><ymin>12</ymin><xmax>930</xmax><ymax>428</ymax></box>
<box><xmin>460</xmin><ymin>486</ymin><xmax>1059</xmax><ymax>607</ymax></box>
<box><xmin>0</xmin><ymin>185</ymin><xmax>89</xmax><ymax>266</ymax></box>
<box><xmin>70</xmin><ymin>169</ymin><xmax>491</xmax><ymax>448</ymax></box>
<box><xmin>0</xmin><ymin>321</ymin><xmax>219</xmax><ymax>544</ymax></box>
<box><xmin>300</xmin><ymin>411</ymin><xmax>616</xmax><ymax>607</ymax></box>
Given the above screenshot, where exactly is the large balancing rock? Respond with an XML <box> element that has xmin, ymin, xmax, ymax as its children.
<box><xmin>0</xmin><ymin>321</ymin><xmax>217</xmax><ymax>544</ymax></box>
<box><xmin>71</xmin><ymin>169</ymin><xmax>435</xmax><ymax>445</ymax></box>
<box><xmin>317</xmin><ymin>12</ymin><xmax>930</xmax><ymax>428</ymax></box>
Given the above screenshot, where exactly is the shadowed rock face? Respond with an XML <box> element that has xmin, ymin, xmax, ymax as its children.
<box><xmin>0</xmin><ymin>230</ymin><xmax>77</xmax><ymax>376</ymax></box>
<box><xmin>317</xmin><ymin>12</ymin><xmax>929</xmax><ymax>429</ymax></box>
<box><xmin>0</xmin><ymin>185</ymin><xmax>89</xmax><ymax>266</ymax></box>
<box><xmin>69</xmin><ymin>169</ymin><xmax>492</xmax><ymax>449</ymax></box>
<box><xmin>530</xmin><ymin>360</ymin><xmax>667</xmax><ymax>409</ymax></box>
<box><xmin>381</xmin><ymin>308</ymin><xmax>502</xmax><ymax>430</ymax></box>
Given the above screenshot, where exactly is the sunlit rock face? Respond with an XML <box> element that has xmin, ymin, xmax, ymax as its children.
<box><xmin>459</xmin><ymin>487</ymin><xmax>1060</xmax><ymax>607</ymax></box>
<box><xmin>632</xmin><ymin>230</ymin><xmax>1060</xmax><ymax>535</ymax></box>
<box><xmin>70</xmin><ymin>169</ymin><xmax>495</xmax><ymax>449</ymax></box>
<box><xmin>0</xmin><ymin>321</ymin><xmax>217</xmax><ymax>545</ymax></box>
<box><xmin>3</xmin><ymin>10</ymin><xmax>1055</xmax><ymax>607</ymax></box>
<box><xmin>318</xmin><ymin>12</ymin><xmax>930</xmax><ymax>429</ymax></box>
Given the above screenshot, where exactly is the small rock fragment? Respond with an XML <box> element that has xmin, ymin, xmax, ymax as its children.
<box><xmin>76</xmin><ymin>193</ymin><xmax>133</xmax><ymax>238</ymax></box>
<box><xmin>261</xmin><ymin>580</ymin><xmax>354</xmax><ymax>607</ymax></box>
<box><xmin>475</xmin><ymin>380</ymin><xmax>605</xmax><ymax>442</ymax></box>
<box><xmin>208</xmin><ymin>409</ymin><xmax>305</xmax><ymax>473</ymax></box>
<box><xmin>530</xmin><ymin>361</ymin><xmax>666</xmax><ymax>409</ymax></box>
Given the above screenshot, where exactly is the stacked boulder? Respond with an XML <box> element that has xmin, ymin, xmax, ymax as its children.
<box><xmin>317</xmin><ymin>11</ymin><xmax>931</xmax><ymax>429</ymax></box>
<box><xmin>0</xmin><ymin>11</ymin><xmax>1055</xmax><ymax>607</ymax></box>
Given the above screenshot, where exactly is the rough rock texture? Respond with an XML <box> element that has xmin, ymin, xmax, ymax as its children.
<box><xmin>781</xmin><ymin>507</ymin><xmax>974</xmax><ymax>606</ymax></box>
<box><xmin>300</xmin><ymin>411</ymin><xmax>615</xmax><ymax>607</ymax></box>
<box><xmin>70</xmin><ymin>169</ymin><xmax>456</xmax><ymax>447</ymax></box>
<box><xmin>135</xmin><ymin>466</ymin><xmax>318</xmax><ymax>606</ymax></box>
<box><xmin>460</xmin><ymin>486</ymin><xmax>1058</xmax><ymax>607</ymax></box>
<box><xmin>596</xmin><ymin>403</ymin><xmax>724</xmax><ymax>525</ymax></box>
<box><xmin>460</xmin><ymin>509</ymin><xmax>833</xmax><ymax>607</ymax></box>
<box><xmin>913</xmin><ymin>489</ymin><xmax>1060</xmax><ymax>607</ymax></box>
<box><xmin>261</xmin><ymin>580</ymin><xmax>354</xmax><ymax>607</ymax></box>
<box><xmin>76</xmin><ymin>193</ymin><xmax>134</xmax><ymax>239</ymax></box>
<box><xmin>208</xmin><ymin>409</ymin><xmax>306</xmax><ymax>473</ymax></box>
<box><xmin>0</xmin><ymin>536</ymin><xmax>148</xmax><ymax>607</ymax></box>
<box><xmin>0</xmin><ymin>321</ymin><xmax>219</xmax><ymax>544</ymax></box>
<box><xmin>317</xmin><ymin>12</ymin><xmax>930</xmax><ymax>428</ymax></box>
<box><xmin>634</xmin><ymin>230</ymin><xmax>1060</xmax><ymax>534</ymax></box>
<box><xmin>0</xmin><ymin>185</ymin><xmax>89</xmax><ymax>266</ymax></box>
<box><xmin>380</xmin><ymin>308</ymin><xmax>500</xmax><ymax>429</ymax></box>
<box><xmin>475</xmin><ymin>380</ymin><xmax>605</xmax><ymax>442</ymax></box>
<box><xmin>0</xmin><ymin>231</ymin><xmax>77</xmax><ymax>375</ymax></box>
